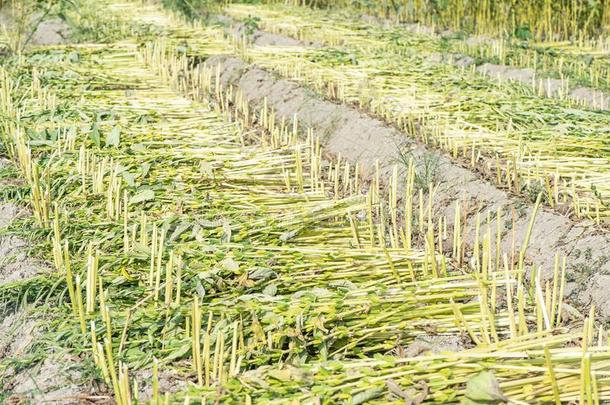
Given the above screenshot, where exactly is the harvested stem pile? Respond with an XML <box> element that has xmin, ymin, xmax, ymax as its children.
<box><xmin>0</xmin><ymin>1</ymin><xmax>608</xmax><ymax>404</ymax></box>
<box><xmin>263</xmin><ymin>0</ymin><xmax>610</xmax><ymax>43</ymax></box>
<box><xmin>235</xmin><ymin>3</ymin><xmax>610</xmax><ymax>92</ymax></box>
<box><xmin>222</xmin><ymin>3</ymin><xmax>610</xmax><ymax>223</ymax></box>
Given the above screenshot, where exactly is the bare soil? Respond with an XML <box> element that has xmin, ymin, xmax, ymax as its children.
<box><xmin>30</xmin><ymin>18</ymin><xmax>68</xmax><ymax>46</ymax></box>
<box><xmin>0</xmin><ymin>7</ymin><xmax>68</xmax><ymax>49</ymax></box>
<box><xmin>0</xmin><ymin>160</ymin><xmax>50</xmax><ymax>286</ymax></box>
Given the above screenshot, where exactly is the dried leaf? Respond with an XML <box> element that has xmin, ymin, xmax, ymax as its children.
<box><xmin>386</xmin><ymin>379</ymin><xmax>408</xmax><ymax>399</ymax></box>
<box><xmin>386</xmin><ymin>379</ymin><xmax>428</xmax><ymax>405</ymax></box>
<box><xmin>412</xmin><ymin>381</ymin><xmax>429</xmax><ymax>405</ymax></box>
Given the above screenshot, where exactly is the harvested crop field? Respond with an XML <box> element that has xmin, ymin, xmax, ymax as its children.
<box><xmin>0</xmin><ymin>0</ymin><xmax>609</xmax><ymax>404</ymax></box>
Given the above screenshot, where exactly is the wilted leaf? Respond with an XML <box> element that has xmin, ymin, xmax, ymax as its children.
<box><xmin>130</xmin><ymin>189</ymin><xmax>155</xmax><ymax>205</ymax></box>
<box><xmin>249</xmin><ymin>267</ymin><xmax>277</xmax><ymax>281</ymax></box>
<box><xmin>200</xmin><ymin>161</ymin><xmax>214</xmax><ymax>177</ymax></box>
<box><xmin>464</xmin><ymin>371</ymin><xmax>508</xmax><ymax>403</ymax></box>
<box><xmin>266</xmin><ymin>366</ymin><xmax>310</xmax><ymax>384</ymax></box>
<box><xmin>267</xmin><ymin>369</ymin><xmax>292</xmax><ymax>382</ymax></box>
<box><xmin>122</xmin><ymin>171</ymin><xmax>136</xmax><ymax>187</ymax></box>
<box><xmin>131</xmin><ymin>143</ymin><xmax>147</xmax><ymax>153</ymax></box>
<box><xmin>141</xmin><ymin>162</ymin><xmax>151</xmax><ymax>178</ymax></box>
<box><xmin>106</xmin><ymin>126</ymin><xmax>120</xmax><ymax>147</ymax></box>
<box><xmin>280</xmin><ymin>229</ymin><xmax>298</xmax><ymax>242</ymax></box>
<box><xmin>311</xmin><ymin>287</ymin><xmax>332</xmax><ymax>298</ymax></box>
<box><xmin>169</xmin><ymin>222</ymin><xmax>191</xmax><ymax>242</ymax></box>
<box><xmin>329</xmin><ymin>280</ymin><xmax>357</xmax><ymax>290</ymax></box>
<box><xmin>221</xmin><ymin>256</ymin><xmax>239</xmax><ymax>272</ymax></box>
<box><xmin>195</xmin><ymin>281</ymin><xmax>206</xmax><ymax>298</ymax></box>
<box><xmin>199</xmin><ymin>219</ymin><xmax>222</xmax><ymax>228</ymax></box>
<box><xmin>351</xmin><ymin>388</ymin><xmax>384</xmax><ymax>404</ymax></box>
<box><xmin>27</xmin><ymin>128</ymin><xmax>45</xmax><ymax>141</ymax></box>
<box><xmin>221</xmin><ymin>220</ymin><xmax>232</xmax><ymax>243</ymax></box>
<box><xmin>68</xmin><ymin>51</ymin><xmax>79</xmax><ymax>62</ymax></box>
<box><xmin>90</xmin><ymin>123</ymin><xmax>101</xmax><ymax>147</ymax></box>
<box><xmin>263</xmin><ymin>284</ymin><xmax>277</xmax><ymax>296</ymax></box>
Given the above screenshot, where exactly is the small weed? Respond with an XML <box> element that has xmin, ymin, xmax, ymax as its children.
<box><xmin>243</xmin><ymin>15</ymin><xmax>261</xmax><ymax>36</ymax></box>
<box><xmin>395</xmin><ymin>147</ymin><xmax>442</xmax><ymax>192</ymax></box>
<box><xmin>309</xmin><ymin>48</ymin><xmax>359</xmax><ymax>66</ymax></box>
<box><xmin>415</xmin><ymin>152</ymin><xmax>442</xmax><ymax>191</ymax></box>
<box><xmin>160</xmin><ymin>0</ymin><xmax>222</xmax><ymax>21</ymax></box>
<box><xmin>591</xmin><ymin>185</ymin><xmax>607</xmax><ymax>206</ymax></box>
<box><xmin>514</xmin><ymin>201</ymin><xmax>529</xmax><ymax>218</ymax></box>
<box><xmin>584</xmin><ymin>248</ymin><xmax>593</xmax><ymax>261</ymax></box>
<box><xmin>521</xmin><ymin>180</ymin><xmax>549</xmax><ymax>205</ymax></box>
<box><xmin>572</xmin><ymin>262</ymin><xmax>595</xmax><ymax>280</ymax></box>
<box><xmin>514</xmin><ymin>25</ymin><xmax>532</xmax><ymax>41</ymax></box>
<box><xmin>438</xmin><ymin>36</ymin><xmax>451</xmax><ymax>54</ymax></box>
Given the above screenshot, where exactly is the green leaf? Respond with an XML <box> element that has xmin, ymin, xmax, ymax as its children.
<box><xmin>463</xmin><ymin>371</ymin><xmax>508</xmax><ymax>403</ymax></box>
<box><xmin>26</xmin><ymin>128</ymin><xmax>45</xmax><ymax>141</ymax></box>
<box><xmin>106</xmin><ymin>126</ymin><xmax>120</xmax><ymax>147</ymax></box>
<box><xmin>130</xmin><ymin>189</ymin><xmax>155</xmax><ymax>205</ymax></box>
<box><xmin>164</xmin><ymin>342</ymin><xmax>191</xmax><ymax>362</ymax></box>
